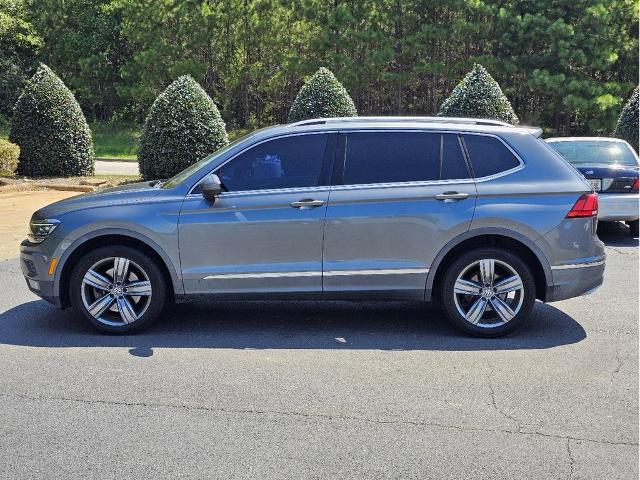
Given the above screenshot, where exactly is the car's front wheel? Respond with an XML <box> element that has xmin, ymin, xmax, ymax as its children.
<box><xmin>439</xmin><ymin>248</ymin><xmax>536</xmax><ymax>337</ymax></box>
<box><xmin>628</xmin><ymin>219</ymin><xmax>639</xmax><ymax>237</ymax></box>
<box><xmin>69</xmin><ymin>246</ymin><xmax>167</xmax><ymax>333</ymax></box>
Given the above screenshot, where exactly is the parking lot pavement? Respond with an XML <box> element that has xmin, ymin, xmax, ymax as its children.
<box><xmin>95</xmin><ymin>159</ymin><xmax>139</xmax><ymax>176</ymax></box>
<box><xmin>0</xmin><ymin>228</ymin><xmax>637</xmax><ymax>479</ymax></box>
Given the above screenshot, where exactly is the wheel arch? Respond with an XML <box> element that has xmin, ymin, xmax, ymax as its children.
<box><xmin>426</xmin><ymin>228</ymin><xmax>551</xmax><ymax>303</ymax></box>
<box><xmin>56</xmin><ymin>230</ymin><xmax>182</xmax><ymax>309</ymax></box>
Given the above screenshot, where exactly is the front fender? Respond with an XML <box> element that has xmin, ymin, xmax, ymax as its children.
<box><xmin>52</xmin><ymin>227</ymin><xmax>184</xmax><ymax>300</ymax></box>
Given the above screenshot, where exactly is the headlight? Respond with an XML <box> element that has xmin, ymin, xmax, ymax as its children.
<box><xmin>28</xmin><ymin>219</ymin><xmax>60</xmax><ymax>244</ymax></box>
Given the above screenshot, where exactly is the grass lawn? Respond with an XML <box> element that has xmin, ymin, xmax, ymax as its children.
<box><xmin>91</xmin><ymin>122</ymin><xmax>139</xmax><ymax>160</ymax></box>
<box><xmin>2</xmin><ymin>116</ymin><xmax>256</xmax><ymax>162</ymax></box>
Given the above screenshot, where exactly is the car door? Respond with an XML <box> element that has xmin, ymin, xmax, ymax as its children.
<box><xmin>179</xmin><ymin>132</ymin><xmax>336</xmax><ymax>295</ymax></box>
<box><xmin>322</xmin><ymin>130</ymin><xmax>477</xmax><ymax>299</ymax></box>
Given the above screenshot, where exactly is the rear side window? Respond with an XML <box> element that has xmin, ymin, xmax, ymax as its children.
<box><xmin>343</xmin><ymin>132</ymin><xmax>469</xmax><ymax>184</ymax></box>
<box><xmin>462</xmin><ymin>135</ymin><xmax>520</xmax><ymax>177</ymax></box>
<box><xmin>217</xmin><ymin>134</ymin><xmax>328</xmax><ymax>191</ymax></box>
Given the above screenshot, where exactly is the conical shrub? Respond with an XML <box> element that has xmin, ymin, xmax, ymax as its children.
<box><xmin>9</xmin><ymin>64</ymin><xmax>94</xmax><ymax>176</ymax></box>
<box><xmin>438</xmin><ymin>64</ymin><xmax>519</xmax><ymax>125</ymax></box>
<box><xmin>138</xmin><ymin>75</ymin><xmax>228</xmax><ymax>180</ymax></box>
<box><xmin>288</xmin><ymin>67</ymin><xmax>357</xmax><ymax>122</ymax></box>
<box><xmin>613</xmin><ymin>86</ymin><xmax>638</xmax><ymax>152</ymax></box>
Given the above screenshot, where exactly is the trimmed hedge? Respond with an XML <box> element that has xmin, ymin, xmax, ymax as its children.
<box><xmin>0</xmin><ymin>138</ymin><xmax>20</xmax><ymax>176</ymax></box>
<box><xmin>138</xmin><ymin>75</ymin><xmax>228</xmax><ymax>180</ymax></box>
<box><xmin>288</xmin><ymin>67</ymin><xmax>357</xmax><ymax>122</ymax></box>
<box><xmin>9</xmin><ymin>64</ymin><xmax>94</xmax><ymax>177</ymax></box>
<box><xmin>438</xmin><ymin>64</ymin><xmax>519</xmax><ymax>125</ymax></box>
<box><xmin>613</xmin><ymin>86</ymin><xmax>638</xmax><ymax>152</ymax></box>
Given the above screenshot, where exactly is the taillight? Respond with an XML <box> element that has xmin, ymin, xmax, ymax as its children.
<box><xmin>632</xmin><ymin>178</ymin><xmax>639</xmax><ymax>192</ymax></box>
<box><xmin>567</xmin><ymin>193</ymin><xmax>598</xmax><ymax>218</ymax></box>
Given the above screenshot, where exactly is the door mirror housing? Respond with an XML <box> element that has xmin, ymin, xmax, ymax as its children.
<box><xmin>200</xmin><ymin>174</ymin><xmax>224</xmax><ymax>202</ymax></box>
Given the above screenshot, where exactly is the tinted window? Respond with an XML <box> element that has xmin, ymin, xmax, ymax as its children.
<box><xmin>217</xmin><ymin>134</ymin><xmax>328</xmax><ymax>191</ymax></box>
<box><xmin>343</xmin><ymin>132</ymin><xmax>469</xmax><ymax>184</ymax></box>
<box><xmin>463</xmin><ymin>135</ymin><xmax>520</xmax><ymax>177</ymax></box>
<box><xmin>548</xmin><ymin>140</ymin><xmax>639</xmax><ymax>166</ymax></box>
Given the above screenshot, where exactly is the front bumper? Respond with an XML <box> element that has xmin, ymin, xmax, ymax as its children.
<box><xmin>597</xmin><ymin>193</ymin><xmax>639</xmax><ymax>221</ymax></box>
<box><xmin>20</xmin><ymin>240</ymin><xmax>60</xmax><ymax>306</ymax></box>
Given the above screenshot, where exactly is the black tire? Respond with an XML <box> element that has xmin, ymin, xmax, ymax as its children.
<box><xmin>69</xmin><ymin>245</ymin><xmax>167</xmax><ymax>333</ymax></box>
<box><xmin>439</xmin><ymin>247</ymin><xmax>536</xmax><ymax>338</ymax></box>
<box><xmin>628</xmin><ymin>219</ymin><xmax>639</xmax><ymax>236</ymax></box>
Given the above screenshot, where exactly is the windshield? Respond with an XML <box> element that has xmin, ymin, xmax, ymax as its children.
<box><xmin>548</xmin><ymin>140</ymin><xmax>639</xmax><ymax>167</ymax></box>
<box><xmin>161</xmin><ymin>132</ymin><xmax>258</xmax><ymax>189</ymax></box>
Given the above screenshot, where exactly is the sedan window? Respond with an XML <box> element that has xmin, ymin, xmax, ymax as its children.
<box><xmin>548</xmin><ymin>141</ymin><xmax>639</xmax><ymax>166</ymax></box>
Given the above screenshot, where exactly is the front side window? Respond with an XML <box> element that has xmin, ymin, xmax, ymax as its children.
<box><xmin>216</xmin><ymin>134</ymin><xmax>328</xmax><ymax>192</ymax></box>
<box><xmin>462</xmin><ymin>134</ymin><xmax>521</xmax><ymax>177</ymax></box>
<box><xmin>342</xmin><ymin>132</ymin><xmax>469</xmax><ymax>185</ymax></box>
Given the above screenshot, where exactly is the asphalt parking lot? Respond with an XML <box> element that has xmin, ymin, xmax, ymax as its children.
<box><xmin>0</xmin><ymin>224</ymin><xmax>637</xmax><ymax>479</ymax></box>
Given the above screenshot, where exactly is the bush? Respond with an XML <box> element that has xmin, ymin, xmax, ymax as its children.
<box><xmin>9</xmin><ymin>64</ymin><xmax>94</xmax><ymax>176</ymax></box>
<box><xmin>138</xmin><ymin>75</ymin><xmax>228</xmax><ymax>180</ymax></box>
<box><xmin>288</xmin><ymin>67</ymin><xmax>357</xmax><ymax>122</ymax></box>
<box><xmin>613</xmin><ymin>86</ymin><xmax>638</xmax><ymax>152</ymax></box>
<box><xmin>0</xmin><ymin>138</ymin><xmax>19</xmax><ymax>176</ymax></box>
<box><xmin>438</xmin><ymin>64</ymin><xmax>519</xmax><ymax>125</ymax></box>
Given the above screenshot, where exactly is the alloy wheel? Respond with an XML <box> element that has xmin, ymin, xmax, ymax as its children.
<box><xmin>453</xmin><ymin>258</ymin><xmax>525</xmax><ymax>328</ymax></box>
<box><xmin>80</xmin><ymin>257</ymin><xmax>152</xmax><ymax>326</ymax></box>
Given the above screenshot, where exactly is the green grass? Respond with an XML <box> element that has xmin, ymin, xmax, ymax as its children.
<box><xmin>2</xmin><ymin>118</ymin><xmax>254</xmax><ymax>161</ymax></box>
<box><xmin>91</xmin><ymin>122</ymin><xmax>140</xmax><ymax>160</ymax></box>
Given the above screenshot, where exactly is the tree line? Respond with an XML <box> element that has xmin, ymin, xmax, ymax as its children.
<box><xmin>1</xmin><ymin>0</ymin><xmax>638</xmax><ymax>135</ymax></box>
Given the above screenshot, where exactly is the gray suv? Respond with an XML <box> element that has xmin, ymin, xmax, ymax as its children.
<box><xmin>20</xmin><ymin>117</ymin><xmax>605</xmax><ymax>337</ymax></box>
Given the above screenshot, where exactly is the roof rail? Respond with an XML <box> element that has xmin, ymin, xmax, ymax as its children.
<box><xmin>288</xmin><ymin>116</ymin><xmax>515</xmax><ymax>128</ymax></box>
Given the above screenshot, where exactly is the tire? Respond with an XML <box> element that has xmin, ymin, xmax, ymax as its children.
<box><xmin>69</xmin><ymin>245</ymin><xmax>167</xmax><ymax>333</ymax></box>
<box><xmin>628</xmin><ymin>219</ymin><xmax>639</xmax><ymax>236</ymax></box>
<box><xmin>439</xmin><ymin>247</ymin><xmax>536</xmax><ymax>338</ymax></box>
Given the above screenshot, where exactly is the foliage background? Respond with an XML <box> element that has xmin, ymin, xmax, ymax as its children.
<box><xmin>1</xmin><ymin>0</ymin><xmax>638</xmax><ymax>136</ymax></box>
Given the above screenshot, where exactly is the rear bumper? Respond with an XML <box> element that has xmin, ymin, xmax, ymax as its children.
<box><xmin>598</xmin><ymin>193</ymin><xmax>639</xmax><ymax>221</ymax></box>
<box><xmin>545</xmin><ymin>259</ymin><xmax>605</xmax><ymax>302</ymax></box>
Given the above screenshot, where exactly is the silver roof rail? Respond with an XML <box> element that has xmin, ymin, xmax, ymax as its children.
<box><xmin>288</xmin><ymin>116</ymin><xmax>516</xmax><ymax>128</ymax></box>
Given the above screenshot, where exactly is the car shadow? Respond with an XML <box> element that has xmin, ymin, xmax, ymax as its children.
<box><xmin>0</xmin><ymin>298</ymin><xmax>585</xmax><ymax>356</ymax></box>
<box><xmin>598</xmin><ymin>221</ymin><xmax>639</xmax><ymax>246</ymax></box>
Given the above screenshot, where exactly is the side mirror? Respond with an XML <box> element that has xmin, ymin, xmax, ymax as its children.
<box><xmin>201</xmin><ymin>174</ymin><xmax>224</xmax><ymax>202</ymax></box>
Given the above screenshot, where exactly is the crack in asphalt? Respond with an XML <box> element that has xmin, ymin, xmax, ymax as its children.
<box><xmin>485</xmin><ymin>360</ymin><xmax>525</xmax><ymax>430</ymax></box>
<box><xmin>566</xmin><ymin>439</ymin><xmax>576</xmax><ymax>480</ymax></box>
<box><xmin>2</xmin><ymin>391</ymin><xmax>637</xmax><ymax>448</ymax></box>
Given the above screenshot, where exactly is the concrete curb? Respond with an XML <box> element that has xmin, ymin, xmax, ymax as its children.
<box><xmin>33</xmin><ymin>184</ymin><xmax>94</xmax><ymax>193</ymax></box>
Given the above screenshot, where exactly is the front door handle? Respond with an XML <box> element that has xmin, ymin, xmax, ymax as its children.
<box><xmin>434</xmin><ymin>191</ymin><xmax>469</xmax><ymax>201</ymax></box>
<box><xmin>290</xmin><ymin>199</ymin><xmax>325</xmax><ymax>209</ymax></box>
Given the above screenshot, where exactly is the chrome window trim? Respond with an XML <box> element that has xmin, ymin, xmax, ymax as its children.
<box><xmin>187</xmin><ymin>128</ymin><xmax>526</xmax><ymax>197</ymax></box>
<box><xmin>202</xmin><ymin>267</ymin><xmax>429</xmax><ymax>280</ymax></box>
<box><xmin>187</xmin><ymin>131</ymin><xmax>336</xmax><ymax>196</ymax></box>
<box><xmin>550</xmin><ymin>260</ymin><xmax>605</xmax><ymax>270</ymax></box>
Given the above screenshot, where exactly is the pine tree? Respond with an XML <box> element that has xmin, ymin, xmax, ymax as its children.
<box><xmin>613</xmin><ymin>86</ymin><xmax>638</xmax><ymax>152</ymax></box>
<box><xmin>288</xmin><ymin>67</ymin><xmax>357</xmax><ymax>122</ymax></box>
<box><xmin>9</xmin><ymin>64</ymin><xmax>94</xmax><ymax>176</ymax></box>
<box><xmin>138</xmin><ymin>75</ymin><xmax>228</xmax><ymax>180</ymax></box>
<box><xmin>438</xmin><ymin>64</ymin><xmax>519</xmax><ymax>125</ymax></box>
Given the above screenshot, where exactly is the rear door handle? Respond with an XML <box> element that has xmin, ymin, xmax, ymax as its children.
<box><xmin>290</xmin><ymin>199</ymin><xmax>325</xmax><ymax>209</ymax></box>
<box><xmin>434</xmin><ymin>191</ymin><xmax>469</xmax><ymax>201</ymax></box>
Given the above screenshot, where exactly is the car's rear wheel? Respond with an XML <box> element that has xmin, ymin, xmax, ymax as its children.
<box><xmin>439</xmin><ymin>248</ymin><xmax>536</xmax><ymax>337</ymax></box>
<box><xmin>628</xmin><ymin>219</ymin><xmax>639</xmax><ymax>236</ymax></box>
<box><xmin>70</xmin><ymin>246</ymin><xmax>167</xmax><ymax>333</ymax></box>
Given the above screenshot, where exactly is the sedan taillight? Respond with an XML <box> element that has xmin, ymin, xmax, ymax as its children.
<box><xmin>632</xmin><ymin>178</ymin><xmax>639</xmax><ymax>192</ymax></box>
<box><xmin>567</xmin><ymin>193</ymin><xmax>598</xmax><ymax>218</ymax></box>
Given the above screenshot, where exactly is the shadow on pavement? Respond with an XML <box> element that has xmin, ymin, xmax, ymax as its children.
<box><xmin>0</xmin><ymin>298</ymin><xmax>585</xmax><ymax>355</ymax></box>
<box><xmin>597</xmin><ymin>221</ymin><xmax>639</xmax><ymax>246</ymax></box>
